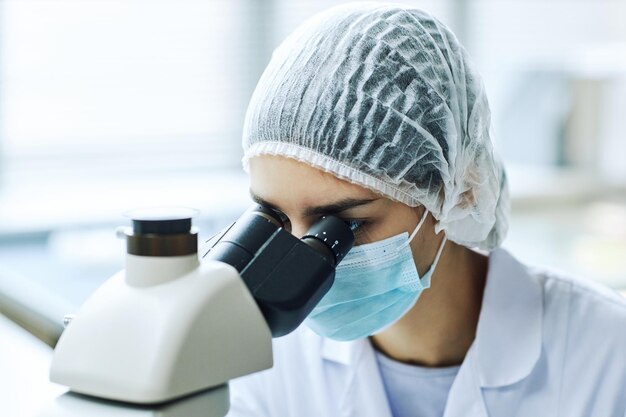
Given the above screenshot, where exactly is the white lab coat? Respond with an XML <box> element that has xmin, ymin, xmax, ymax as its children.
<box><xmin>227</xmin><ymin>248</ymin><xmax>626</xmax><ymax>417</ymax></box>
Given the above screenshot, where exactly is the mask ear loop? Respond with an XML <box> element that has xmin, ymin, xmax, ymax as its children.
<box><xmin>419</xmin><ymin>235</ymin><xmax>447</xmax><ymax>289</ymax></box>
<box><xmin>431</xmin><ymin>234</ymin><xmax>447</xmax><ymax>270</ymax></box>
<box><xmin>396</xmin><ymin>208</ymin><xmax>429</xmax><ymax>252</ymax></box>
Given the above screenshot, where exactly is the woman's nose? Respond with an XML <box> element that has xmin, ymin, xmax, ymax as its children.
<box><xmin>289</xmin><ymin>221</ymin><xmax>311</xmax><ymax>240</ymax></box>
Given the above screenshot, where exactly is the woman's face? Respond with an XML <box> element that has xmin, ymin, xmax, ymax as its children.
<box><xmin>248</xmin><ymin>155</ymin><xmax>428</xmax><ymax>247</ymax></box>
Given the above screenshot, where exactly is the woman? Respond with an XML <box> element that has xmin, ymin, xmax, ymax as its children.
<box><xmin>227</xmin><ymin>3</ymin><xmax>626</xmax><ymax>417</ymax></box>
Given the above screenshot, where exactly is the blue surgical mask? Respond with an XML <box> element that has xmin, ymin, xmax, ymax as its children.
<box><xmin>305</xmin><ymin>210</ymin><xmax>446</xmax><ymax>341</ymax></box>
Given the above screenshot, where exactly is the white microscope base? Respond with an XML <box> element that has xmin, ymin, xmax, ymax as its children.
<box><xmin>38</xmin><ymin>384</ymin><xmax>229</xmax><ymax>417</ymax></box>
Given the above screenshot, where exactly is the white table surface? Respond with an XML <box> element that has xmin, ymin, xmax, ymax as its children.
<box><xmin>0</xmin><ymin>315</ymin><xmax>66</xmax><ymax>417</ymax></box>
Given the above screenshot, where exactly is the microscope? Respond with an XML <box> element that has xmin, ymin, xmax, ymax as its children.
<box><xmin>38</xmin><ymin>204</ymin><xmax>354</xmax><ymax>417</ymax></box>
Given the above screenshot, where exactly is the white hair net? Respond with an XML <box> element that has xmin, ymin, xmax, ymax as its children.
<box><xmin>241</xmin><ymin>2</ymin><xmax>509</xmax><ymax>250</ymax></box>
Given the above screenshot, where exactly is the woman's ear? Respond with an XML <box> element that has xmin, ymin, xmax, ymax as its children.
<box><xmin>457</xmin><ymin>165</ymin><xmax>479</xmax><ymax>209</ymax></box>
<box><xmin>458</xmin><ymin>188</ymin><xmax>476</xmax><ymax>208</ymax></box>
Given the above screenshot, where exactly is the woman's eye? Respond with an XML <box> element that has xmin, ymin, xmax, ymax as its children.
<box><xmin>345</xmin><ymin>219</ymin><xmax>365</xmax><ymax>232</ymax></box>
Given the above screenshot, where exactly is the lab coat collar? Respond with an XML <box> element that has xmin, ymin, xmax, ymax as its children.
<box><xmin>320</xmin><ymin>248</ymin><xmax>543</xmax><ymax>389</ymax></box>
<box><xmin>474</xmin><ymin>248</ymin><xmax>543</xmax><ymax>388</ymax></box>
<box><xmin>319</xmin><ymin>331</ymin><xmax>393</xmax><ymax>417</ymax></box>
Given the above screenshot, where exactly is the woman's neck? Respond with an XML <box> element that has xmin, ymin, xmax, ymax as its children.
<box><xmin>369</xmin><ymin>242</ymin><xmax>488</xmax><ymax>367</ymax></box>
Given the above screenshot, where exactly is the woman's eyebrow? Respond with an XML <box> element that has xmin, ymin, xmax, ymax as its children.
<box><xmin>249</xmin><ymin>190</ymin><xmax>377</xmax><ymax>216</ymax></box>
<box><xmin>250</xmin><ymin>191</ymin><xmax>282</xmax><ymax>212</ymax></box>
<box><xmin>302</xmin><ymin>198</ymin><xmax>378</xmax><ymax>216</ymax></box>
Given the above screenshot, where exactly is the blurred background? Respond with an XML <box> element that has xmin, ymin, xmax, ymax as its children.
<box><xmin>1</xmin><ymin>0</ymin><xmax>625</xmax><ymax>350</ymax></box>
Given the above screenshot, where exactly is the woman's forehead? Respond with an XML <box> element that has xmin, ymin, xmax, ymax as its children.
<box><xmin>248</xmin><ymin>155</ymin><xmax>377</xmax><ymax>210</ymax></box>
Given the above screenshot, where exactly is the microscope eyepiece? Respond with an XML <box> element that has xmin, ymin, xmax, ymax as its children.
<box><xmin>301</xmin><ymin>215</ymin><xmax>354</xmax><ymax>265</ymax></box>
<box><xmin>246</xmin><ymin>204</ymin><xmax>284</xmax><ymax>228</ymax></box>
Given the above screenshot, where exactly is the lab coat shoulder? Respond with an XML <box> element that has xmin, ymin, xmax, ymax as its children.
<box><xmin>534</xmin><ymin>265</ymin><xmax>626</xmax><ymax>416</ymax></box>
<box><xmin>537</xmin><ymin>262</ymin><xmax>626</xmax><ymax>334</ymax></box>
<box><xmin>459</xmin><ymin>249</ymin><xmax>626</xmax><ymax>417</ymax></box>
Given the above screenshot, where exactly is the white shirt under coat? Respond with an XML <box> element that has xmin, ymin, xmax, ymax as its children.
<box><xmin>226</xmin><ymin>249</ymin><xmax>626</xmax><ymax>417</ymax></box>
